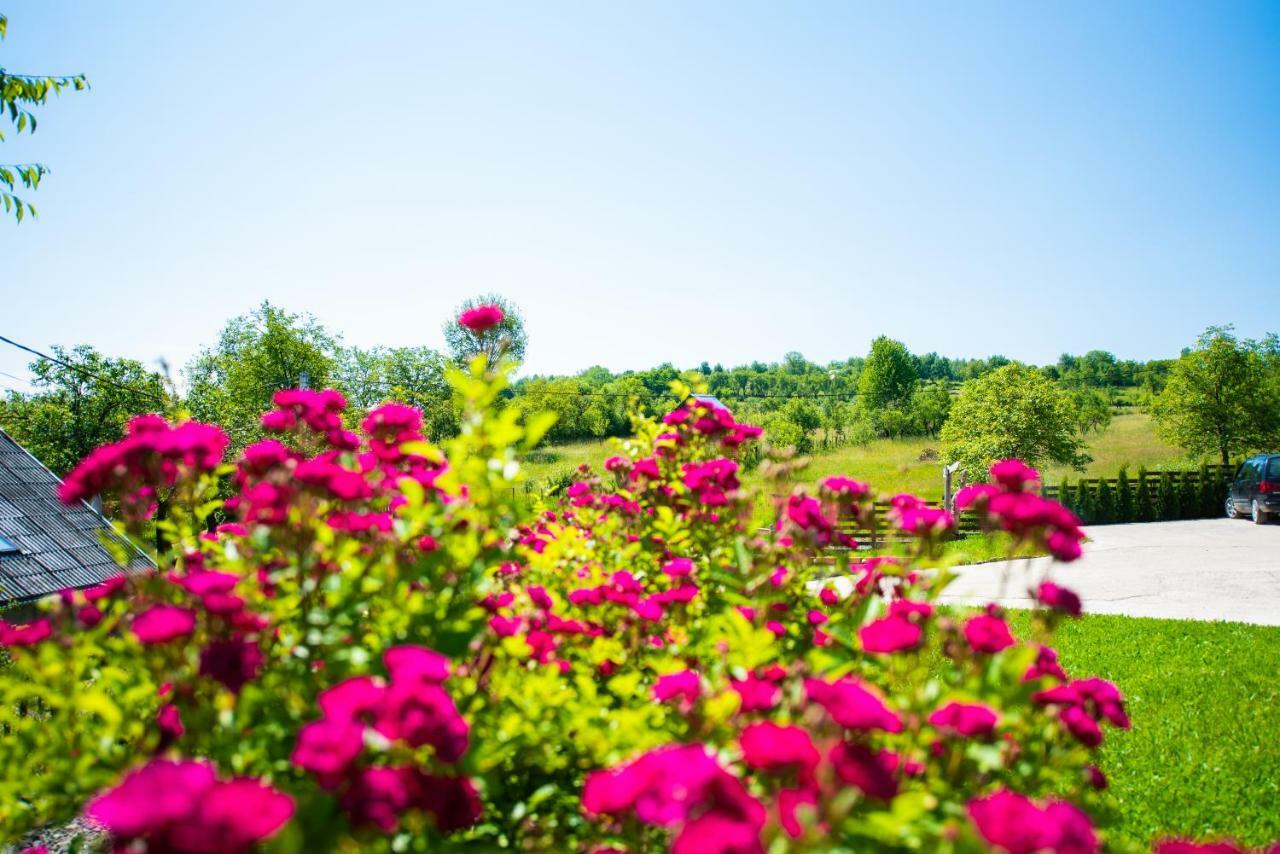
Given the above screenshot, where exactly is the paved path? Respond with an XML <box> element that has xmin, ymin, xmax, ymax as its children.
<box><xmin>939</xmin><ymin>518</ymin><xmax>1280</xmax><ymax>626</ymax></box>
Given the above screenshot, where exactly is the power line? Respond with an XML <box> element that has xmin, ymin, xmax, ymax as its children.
<box><xmin>0</xmin><ymin>335</ymin><xmax>165</xmax><ymax>405</ymax></box>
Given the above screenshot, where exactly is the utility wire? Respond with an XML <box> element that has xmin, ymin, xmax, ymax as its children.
<box><xmin>0</xmin><ymin>335</ymin><xmax>165</xmax><ymax>404</ymax></box>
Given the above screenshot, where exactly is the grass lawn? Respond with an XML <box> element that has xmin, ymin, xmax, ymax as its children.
<box><xmin>1007</xmin><ymin>612</ymin><xmax>1280</xmax><ymax>848</ymax></box>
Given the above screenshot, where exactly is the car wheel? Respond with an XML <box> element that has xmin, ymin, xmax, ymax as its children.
<box><xmin>1253</xmin><ymin>500</ymin><xmax>1268</xmax><ymax>525</ymax></box>
<box><xmin>1226</xmin><ymin>497</ymin><xmax>1241</xmax><ymax>519</ymax></box>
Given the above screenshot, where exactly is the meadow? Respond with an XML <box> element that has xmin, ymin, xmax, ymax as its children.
<box><xmin>520</xmin><ymin>411</ymin><xmax>1203</xmax><ymax>502</ymax></box>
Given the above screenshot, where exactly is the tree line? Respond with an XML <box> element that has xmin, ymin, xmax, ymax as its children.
<box><xmin>2</xmin><ymin>298</ymin><xmax>1277</xmax><ymax>486</ymax></box>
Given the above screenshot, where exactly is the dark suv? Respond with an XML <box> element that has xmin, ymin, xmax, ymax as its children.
<box><xmin>1226</xmin><ymin>454</ymin><xmax>1280</xmax><ymax>524</ymax></box>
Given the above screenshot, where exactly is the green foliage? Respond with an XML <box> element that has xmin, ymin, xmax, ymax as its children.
<box><xmin>909</xmin><ymin>379</ymin><xmax>952</xmax><ymax>438</ymax></box>
<box><xmin>184</xmin><ymin>302</ymin><xmax>341</xmax><ymax>452</ymax></box>
<box><xmin>857</xmin><ymin>335</ymin><xmax>917</xmax><ymax>410</ymax></box>
<box><xmin>1134</xmin><ymin>468</ymin><xmax>1153</xmax><ymax>523</ymax></box>
<box><xmin>1095</xmin><ymin>478</ymin><xmax>1116</xmax><ymax>525</ymax></box>
<box><xmin>337</xmin><ymin>345</ymin><xmax>460</xmax><ymax>441</ymax></box>
<box><xmin>0</xmin><ymin>344</ymin><xmax>169</xmax><ymax>475</ymax></box>
<box><xmin>1156</xmin><ymin>473</ymin><xmax>1177</xmax><ymax>521</ymax></box>
<box><xmin>0</xmin><ymin>370</ymin><xmax>1147</xmax><ymax>852</ymax></box>
<box><xmin>0</xmin><ymin>15</ymin><xmax>87</xmax><ymax>221</ymax></box>
<box><xmin>941</xmin><ymin>363</ymin><xmax>1091</xmax><ymax>479</ymax></box>
<box><xmin>1116</xmin><ymin>468</ymin><xmax>1134</xmax><ymax>524</ymax></box>
<box><xmin>1073</xmin><ymin>388</ymin><xmax>1113</xmax><ymax>436</ymax></box>
<box><xmin>1152</xmin><ymin>326</ymin><xmax>1280</xmax><ymax>465</ymax></box>
<box><xmin>443</xmin><ymin>293</ymin><xmax>528</xmax><ymax>370</ymax></box>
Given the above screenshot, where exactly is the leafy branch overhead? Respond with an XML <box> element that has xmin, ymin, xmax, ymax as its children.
<box><xmin>0</xmin><ymin>12</ymin><xmax>88</xmax><ymax>222</ymax></box>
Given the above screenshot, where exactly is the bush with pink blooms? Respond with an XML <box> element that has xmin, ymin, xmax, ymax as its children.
<box><xmin>1</xmin><ymin>349</ymin><xmax>1273</xmax><ymax>853</ymax></box>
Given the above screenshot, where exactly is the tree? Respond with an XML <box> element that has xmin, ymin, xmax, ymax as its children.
<box><xmin>1134</xmin><ymin>467</ymin><xmax>1153</xmax><ymax>522</ymax></box>
<box><xmin>909</xmin><ymin>380</ymin><xmax>952</xmax><ymax>438</ymax></box>
<box><xmin>185</xmin><ymin>302</ymin><xmax>340</xmax><ymax>451</ymax></box>
<box><xmin>857</xmin><ymin>336</ymin><xmax>917</xmax><ymax>410</ymax></box>
<box><xmin>1</xmin><ymin>14</ymin><xmax>88</xmax><ymax>221</ymax></box>
<box><xmin>1151</xmin><ymin>326</ymin><xmax>1280</xmax><ymax>465</ymax></box>
<box><xmin>1116</xmin><ymin>467</ymin><xmax>1134</xmax><ymax>523</ymax></box>
<box><xmin>1073</xmin><ymin>388</ymin><xmax>1112</xmax><ymax>436</ymax></box>
<box><xmin>940</xmin><ymin>364</ymin><xmax>1090</xmax><ymax>478</ymax></box>
<box><xmin>338</xmin><ymin>345</ymin><xmax>459</xmax><ymax>441</ymax></box>
<box><xmin>0</xmin><ymin>345</ymin><xmax>168</xmax><ymax>475</ymax></box>
<box><xmin>443</xmin><ymin>294</ymin><xmax>528</xmax><ymax>370</ymax></box>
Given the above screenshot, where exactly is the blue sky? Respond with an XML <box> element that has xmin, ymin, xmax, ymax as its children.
<box><xmin>1</xmin><ymin>1</ymin><xmax>1278</xmax><ymax>390</ymax></box>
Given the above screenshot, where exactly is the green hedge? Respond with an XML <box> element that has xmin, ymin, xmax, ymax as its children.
<box><xmin>1052</xmin><ymin>464</ymin><xmax>1233</xmax><ymax>525</ymax></box>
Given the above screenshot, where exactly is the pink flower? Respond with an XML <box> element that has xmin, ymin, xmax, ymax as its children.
<box><xmin>929</xmin><ymin>701</ymin><xmax>1000</xmax><ymax>738</ymax></box>
<box><xmin>374</xmin><ymin>680</ymin><xmax>470</xmax><ymax>762</ymax></box>
<box><xmin>1037</xmin><ymin>581</ymin><xmax>1082</xmax><ymax>617</ymax></box>
<box><xmin>88</xmin><ymin>759</ymin><xmax>293</xmax><ymax>853</ymax></box>
<box><xmin>341</xmin><ymin>766</ymin><xmax>412</xmax><ymax>833</ymax></box>
<box><xmin>989</xmin><ymin>459</ymin><xmax>1041</xmax><ymax>492</ymax></box>
<box><xmin>1047</xmin><ymin>529</ymin><xmax>1084</xmax><ymax>561</ymax></box>
<box><xmin>663</xmin><ymin>557</ymin><xmax>695</xmax><ymax>578</ymax></box>
<box><xmin>292</xmin><ymin>717</ymin><xmax>366</xmax><ymax>780</ymax></box>
<box><xmin>384</xmin><ymin>645</ymin><xmax>451</xmax><ymax>684</ymax></box>
<box><xmin>458</xmin><ymin>304</ymin><xmax>504</xmax><ymax>332</ymax></box>
<box><xmin>805</xmin><ymin>677</ymin><xmax>903</xmax><ymax>733</ymax></box>
<box><xmin>964</xmin><ymin>612</ymin><xmax>1015</xmax><ymax>654</ymax></box>
<box><xmin>830</xmin><ymin>742</ymin><xmax>900</xmax><ymax>801</ymax></box>
<box><xmin>132</xmin><ymin>605</ymin><xmax>197</xmax><ymax>644</ymax></box>
<box><xmin>654</xmin><ymin>670</ymin><xmax>701</xmax><ymax>708</ymax></box>
<box><xmin>583</xmin><ymin>743</ymin><xmax>765</xmax><ymax>849</ymax></box>
<box><xmin>1024</xmin><ymin>645</ymin><xmax>1068</xmax><ymax>682</ymax></box>
<box><xmin>199</xmin><ymin>639</ymin><xmax>265</xmax><ymax>694</ymax></box>
<box><xmin>731</xmin><ymin>673</ymin><xmax>780</xmax><ymax>713</ymax></box>
<box><xmin>319</xmin><ymin>676</ymin><xmax>387</xmax><ymax>722</ymax></box>
<box><xmin>0</xmin><ymin>618</ymin><xmax>52</xmax><ymax>646</ymax></box>
<box><xmin>859</xmin><ymin>615</ymin><xmax>923</xmax><ymax>654</ymax></box>
<box><xmin>967</xmin><ymin>789</ymin><xmax>1097</xmax><ymax>854</ymax></box>
<box><xmin>739</xmin><ymin>722</ymin><xmax>819</xmax><ymax>782</ymax></box>
<box><xmin>777</xmin><ymin>787</ymin><xmax>818</xmax><ymax>838</ymax></box>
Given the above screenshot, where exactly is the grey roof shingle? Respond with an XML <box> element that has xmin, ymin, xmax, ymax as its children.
<box><xmin>0</xmin><ymin>429</ymin><xmax>153</xmax><ymax>605</ymax></box>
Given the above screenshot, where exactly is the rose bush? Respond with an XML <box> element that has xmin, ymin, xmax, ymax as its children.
<box><xmin>0</xmin><ymin>344</ymin><xmax>1271</xmax><ymax>852</ymax></box>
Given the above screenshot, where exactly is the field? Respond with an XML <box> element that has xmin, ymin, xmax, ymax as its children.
<box><xmin>1004</xmin><ymin>612</ymin><xmax>1280</xmax><ymax>848</ymax></box>
<box><xmin>518</xmin><ymin>411</ymin><xmax>1201</xmax><ymax>502</ymax></box>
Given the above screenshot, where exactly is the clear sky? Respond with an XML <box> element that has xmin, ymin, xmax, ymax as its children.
<box><xmin>1</xmin><ymin>1</ymin><xmax>1278</xmax><ymax>391</ymax></box>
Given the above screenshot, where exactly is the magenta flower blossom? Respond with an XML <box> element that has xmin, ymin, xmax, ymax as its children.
<box><xmin>777</xmin><ymin>787</ymin><xmax>818</xmax><ymax>838</ymax></box>
<box><xmin>0</xmin><ymin>618</ymin><xmax>52</xmax><ymax>646</ymax></box>
<box><xmin>663</xmin><ymin>557</ymin><xmax>695</xmax><ymax>578</ymax></box>
<box><xmin>654</xmin><ymin>670</ymin><xmax>701</xmax><ymax>708</ymax></box>
<box><xmin>830</xmin><ymin>742</ymin><xmax>900</xmax><ymax>801</ymax></box>
<box><xmin>989</xmin><ymin>459</ymin><xmax>1041</xmax><ymax>492</ymax></box>
<box><xmin>929</xmin><ymin>701</ymin><xmax>1000</xmax><ymax>738</ymax></box>
<box><xmin>318</xmin><ymin>676</ymin><xmax>387</xmax><ymax>723</ymax></box>
<box><xmin>291</xmin><ymin>717</ymin><xmax>366</xmax><ymax>781</ymax></box>
<box><xmin>805</xmin><ymin>677</ymin><xmax>903</xmax><ymax>733</ymax></box>
<box><xmin>1024</xmin><ymin>645</ymin><xmax>1068</xmax><ymax>682</ymax></box>
<box><xmin>384</xmin><ymin>645</ymin><xmax>451</xmax><ymax>683</ymax></box>
<box><xmin>1037</xmin><ymin>581</ymin><xmax>1083</xmax><ymax>617</ymax></box>
<box><xmin>967</xmin><ymin>789</ymin><xmax>1097</xmax><ymax>854</ymax></box>
<box><xmin>458</xmin><ymin>304</ymin><xmax>504</xmax><ymax>332</ymax></box>
<box><xmin>964</xmin><ymin>612</ymin><xmax>1015</xmax><ymax>654</ymax></box>
<box><xmin>859</xmin><ymin>615</ymin><xmax>923</xmax><ymax>654</ymax></box>
<box><xmin>199</xmin><ymin>638</ymin><xmax>265</xmax><ymax>694</ymax></box>
<box><xmin>87</xmin><ymin>759</ymin><xmax>293</xmax><ymax>853</ymax></box>
<box><xmin>738</xmin><ymin>722</ymin><xmax>819</xmax><ymax>782</ymax></box>
<box><xmin>583</xmin><ymin>743</ymin><xmax>765</xmax><ymax>850</ymax></box>
<box><xmin>132</xmin><ymin>605</ymin><xmax>197</xmax><ymax>644</ymax></box>
<box><xmin>731</xmin><ymin>673</ymin><xmax>780</xmax><ymax>713</ymax></box>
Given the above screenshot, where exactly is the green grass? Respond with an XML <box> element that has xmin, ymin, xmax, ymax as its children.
<box><xmin>1007</xmin><ymin>612</ymin><xmax>1280</xmax><ymax>848</ymax></box>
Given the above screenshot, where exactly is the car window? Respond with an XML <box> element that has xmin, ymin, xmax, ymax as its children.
<box><xmin>1236</xmin><ymin>463</ymin><xmax>1250</xmax><ymax>480</ymax></box>
<box><xmin>1268</xmin><ymin>458</ymin><xmax>1280</xmax><ymax>480</ymax></box>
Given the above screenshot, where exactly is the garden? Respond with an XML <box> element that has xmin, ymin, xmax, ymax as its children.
<box><xmin>2</xmin><ymin>307</ymin><xmax>1277</xmax><ymax>854</ymax></box>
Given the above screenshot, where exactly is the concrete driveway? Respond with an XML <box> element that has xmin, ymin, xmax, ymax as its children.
<box><xmin>939</xmin><ymin>518</ymin><xmax>1280</xmax><ymax>626</ymax></box>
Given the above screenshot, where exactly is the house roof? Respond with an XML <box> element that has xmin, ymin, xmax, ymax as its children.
<box><xmin>0</xmin><ymin>429</ymin><xmax>153</xmax><ymax>604</ymax></box>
